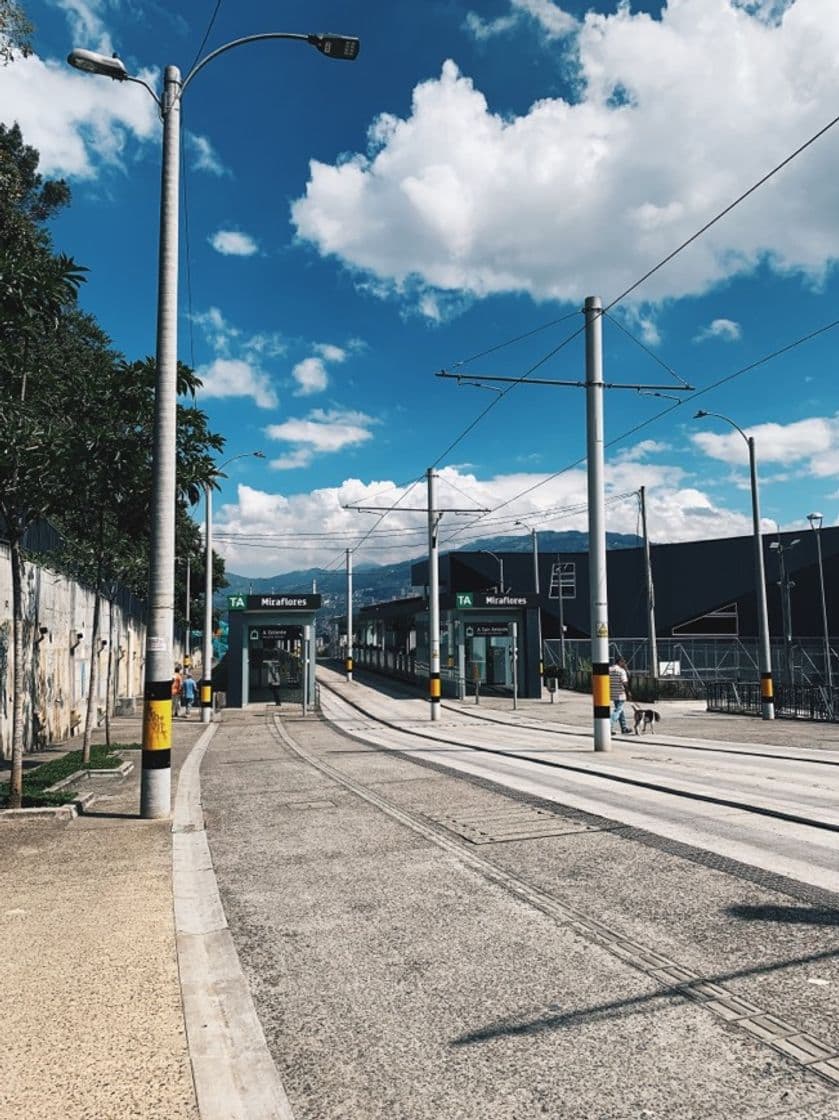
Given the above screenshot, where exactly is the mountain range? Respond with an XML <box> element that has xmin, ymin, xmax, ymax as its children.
<box><xmin>219</xmin><ymin>530</ymin><xmax>642</xmax><ymax>610</ymax></box>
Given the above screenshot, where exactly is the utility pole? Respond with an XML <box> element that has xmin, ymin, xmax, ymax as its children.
<box><xmin>344</xmin><ymin>489</ymin><xmax>489</xmax><ymax>721</ymax></box>
<box><xmin>346</xmin><ymin>548</ymin><xmax>353</xmax><ymax>682</ymax></box>
<box><xmin>428</xmin><ymin>468</ymin><xmax>441</xmax><ymax>720</ymax></box>
<box><xmin>437</xmin><ymin>301</ymin><xmax>692</xmax><ymax>750</ymax></box>
<box><xmin>639</xmin><ymin>486</ymin><xmax>658</xmax><ymax>680</ymax></box>
<box><xmin>585</xmin><ymin>296</ymin><xmax>611</xmax><ymax>752</ymax></box>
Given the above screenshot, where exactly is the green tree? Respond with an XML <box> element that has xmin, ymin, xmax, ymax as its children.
<box><xmin>0</xmin><ymin>1</ymin><xmax>33</xmax><ymax>65</ymax></box>
<box><xmin>0</xmin><ymin>126</ymin><xmax>85</xmax><ymax>807</ymax></box>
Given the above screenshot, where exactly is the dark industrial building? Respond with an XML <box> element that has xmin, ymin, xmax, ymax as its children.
<box><xmin>353</xmin><ymin>526</ymin><xmax>839</xmax><ymax>699</ymax></box>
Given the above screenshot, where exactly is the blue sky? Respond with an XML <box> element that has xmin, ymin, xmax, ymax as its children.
<box><xmin>4</xmin><ymin>0</ymin><xmax>839</xmax><ymax>575</ymax></box>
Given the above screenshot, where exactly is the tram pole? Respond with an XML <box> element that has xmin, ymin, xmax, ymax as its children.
<box><xmin>586</xmin><ymin>296</ymin><xmax>611</xmax><ymax>752</ymax></box>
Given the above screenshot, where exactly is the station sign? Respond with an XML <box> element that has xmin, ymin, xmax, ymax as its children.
<box><xmin>228</xmin><ymin>593</ymin><xmax>322</xmax><ymax>611</ymax></box>
<box><xmin>465</xmin><ymin>623</ymin><xmax>510</xmax><ymax>638</ymax></box>
<box><xmin>448</xmin><ymin>591</ymin><xmax>538</xmax><ymax>610</ymax></box>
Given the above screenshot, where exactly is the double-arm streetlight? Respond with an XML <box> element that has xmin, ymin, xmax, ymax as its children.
<box><xmin>69</xmin><ymin>31</ymin><xmax>360</xmax><ymax>817</ymax></box>
<box><xmin>202</xmin><ymin>451</ymin><xmax>265</xmax><ymax>725</ymax></box>
<box><xmin>694</xmin><ymin>410</ymin><xmax>774</xmax><ymax>719</ymax></box>
<box><xmin>480</xmin><ymin>550</ymin><xmax>505</xmax><ymax>594</ymax></box>
<box><xmin>515</xmin><ymin>520</ymin><xmax>544</xmax><ymax>682</ymax></box>
<box><xmin>807</xmin><ymin>512</ymin><xmax>833</xmax><ymax>699</ymax></box>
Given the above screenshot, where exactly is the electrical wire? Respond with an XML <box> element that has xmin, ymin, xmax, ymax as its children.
<box><xmin>188</xmin><ymin>0</ymin><xmax>224</xmax><ymax>75</ymax></box>
<box><xmin>602</xmin><ymin>310</ymin><xmax>689</xmax><ymax>386</ymax></box>
<box><xmin>604</xmin><ymin>107</ymin><xmax>839</xmax><ymax>312</ymax></box>
<box><xmin>451</xmin><ymin>309</ymin><xmax>580</xmax><ymax>367</ymax></box>
<box><xmin>413</xmin><ymin>107</ymin><xmax>839</xmax><ymax>527</ymax></box>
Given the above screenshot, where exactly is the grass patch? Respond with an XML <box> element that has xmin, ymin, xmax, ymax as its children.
<box><xmin>1</xmin><ymin>744</ymin><xmax>126</xmax><ymax>809</ymax></box>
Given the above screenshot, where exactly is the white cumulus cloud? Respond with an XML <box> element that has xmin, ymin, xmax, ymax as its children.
<box><xmin>188</xmin><ymin>132</ymin><xmax>229</xmax><ymax>177</ymax></box>
<box><xmin>209</xmin><ymin>229</ymin><xmax>259</xmax><ymax>256</ymax></box>
<box><xmin>692</xmin><ymin>414</ymin><xmax>839</xmax><ymax>475</ymax></box>
<box><xmin>197</xmin><ymin>357</ymin><xmax>278</xmax><ymax>409</ymax></box>
<box><xmin>291</xmin><ymin>357</ymin><xmax>330</xmax><ymax>397</ymax></box>
<box><xmin>211</xmin><ymin>453</ymin><xmax>765</xmax><ymax>576</ymax></box>
<box><xmin>0</xmin><ymin>53</ymin><xmax>159</xmax><ymax>178</ymax></box>
<box><xmin>266</xmin><ymin>408</ymin><xmax>377</xmax><ymax>469</ymax></box>
<box><xmin>694</xmin><ymin>318</ymin><xmax>742</xmax><ymax>343</ymax></box>
<box><xmin>293</xmin><ymin>0</ymin><xmax>839</xmax><ymax>317</ymax></box>
<box><xmin>465</xmin><ymin>0</ymin><xmax>577</xmax><ymax>41</ymax></box>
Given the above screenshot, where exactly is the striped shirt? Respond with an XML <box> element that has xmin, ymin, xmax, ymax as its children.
<box><xmin>609</xmin><ymin>664</ymin><xmax>629</xmax><ymax>700</ymax></box>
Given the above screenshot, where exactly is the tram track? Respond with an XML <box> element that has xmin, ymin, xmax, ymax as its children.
<box><xmin>317</xmin><ymin>675</ymin><xmax>839</xmax><ymax>837</ymax></box>
<box><xmin>441</xmin><ymin>698</ymin><xmax>839</xmax><ymax>768</ymax></box>
<box><xmin>269</xmin><ymin>708</ymin><xmax>839</xmax><ymax>1092</ymax></box>
<box><xmin>336</xmin><ymin>667</ymin><xmax>839</xmax><ymax>768</ymax></box>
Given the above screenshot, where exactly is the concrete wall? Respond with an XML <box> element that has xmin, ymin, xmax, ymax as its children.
<box><xmin>0</xmin><ymin>542</ymin><xmax>161</xmax><ymax>757</ymax></box>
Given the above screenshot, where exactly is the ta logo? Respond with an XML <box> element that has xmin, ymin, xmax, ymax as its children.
<box><xmin>456</xmin><ymin>592</ymin><xmax>474</xmax><ymax>608</ymax></box>
<box><xmin>227</xmin><ymin>594</ymin><xmax>246</xmax><ymax>610</ymax></box>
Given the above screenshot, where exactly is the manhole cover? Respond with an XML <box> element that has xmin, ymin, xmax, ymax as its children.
<box><xmin>430</xmin><ymin>806</ymin><xmax>601</xmax><ymax>844</ymax></box>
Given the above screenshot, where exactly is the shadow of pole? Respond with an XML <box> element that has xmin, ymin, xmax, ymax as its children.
<box><xmin>450</xmin><ymin>944</ymin><xmax>839</xmax><ymax>1047</ymax></box>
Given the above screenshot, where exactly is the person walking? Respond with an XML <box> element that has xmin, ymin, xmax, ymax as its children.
<box><xmin>267</xmin><ymin>661</ymin><xmax>282</xmax><ymax>707</ymax></box>
<box><xmin>181</xmin><ymin>670</ymin><xmax>198</xmax><ymax>718</ymax></box>
<box><xmin>172</xmin><ymin>664</ymin><xmax>183</xmax><ymax>717</ymax></box>
<box><xmin>609</xmin><ymin>655</ymin><xmax>632</xmax><ymax>734</ymax></box>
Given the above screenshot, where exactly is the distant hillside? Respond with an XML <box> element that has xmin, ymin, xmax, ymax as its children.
<box><xmin>219</xmin><ymin>530</ymin><xmax>642</xmax><ymax>611</ymax></box>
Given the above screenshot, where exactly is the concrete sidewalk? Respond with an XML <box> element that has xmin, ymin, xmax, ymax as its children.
<box><xmin>0</xmin><ymin>713</ymin><xmax>207</xmax><ymax>1120</ymax></box>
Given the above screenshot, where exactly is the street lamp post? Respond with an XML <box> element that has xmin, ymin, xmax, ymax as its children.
<box><xmin>807</xmin><ymin>512</ymin><xmax>833</xmax><ymax>701</ymax></box>
<box><xmin>69</xmin><ymin>32</ymin><xmax>360</xmax><ymax>817</ymax></box>
<box><xmin>480</xmin><ymin>550</ymin><xmax>505</xmax><ymax>594</ymax></box>
<box><xmin>516</xmin><ymin>520</ymin><xmax>544</xmax><ymax>687</ymax></box>
<box><xmin>769</xmin><ymin>533</ymin><xmax>799</xmax><ymax>688</ymax></box>
<box><xmin>694</xmin><ymin>410</ymin><xmax>774</xmax><ymax>719</ymax></box>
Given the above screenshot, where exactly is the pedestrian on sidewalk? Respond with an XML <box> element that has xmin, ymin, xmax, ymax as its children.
<box><xmin>609</xmin><ymin>655</ymin><xmax>632</xmax><ymax>734</ymax></box>
<box><xmin>172</xmin><ymin>664</ymin><xmax>183</xmax><ymax>717</ymax></box>
<box><xmin>267</xmin><ymin>661</ymin><xmax>282</xmax><ymax>706</ymax></box>
<box><xmin>181</xmin><ymin>671</ymin><xmax>198</xmax><ymax>718</ymax></box>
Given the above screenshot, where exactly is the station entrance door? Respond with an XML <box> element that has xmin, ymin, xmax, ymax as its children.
<box><xmin>226</xmin><ymin>593</ymin><xmax>321</xmax><ymax>710</ymax></box>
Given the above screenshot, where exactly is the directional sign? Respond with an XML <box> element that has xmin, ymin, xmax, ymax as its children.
<box><xmin>472</xmin><ymin>623</ymin><xmax>510</xmax><ymax>637</ymax></box>
<box><xmin>258</xmin><ymin>626</ymin><xmax>301</xmax><ymax>641</ymax></box>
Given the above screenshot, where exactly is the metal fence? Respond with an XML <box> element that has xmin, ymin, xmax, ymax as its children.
<box><xmin>705</xmin><ymin>680</ymin><xmax>837</xmax><ymax>722</ymax></box>
<box><xmin>543</xmin><ymin>636</ymin><xmax>835</xmax><ymax>688</ymax></box>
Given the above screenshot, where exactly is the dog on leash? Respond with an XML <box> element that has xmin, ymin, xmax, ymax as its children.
<box><xmin>632</xmin><ymin>704</ymin><xmax>661</xmax><ymax>734</ymax></box>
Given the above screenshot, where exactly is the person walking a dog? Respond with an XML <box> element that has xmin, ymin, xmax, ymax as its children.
<box><xmin>609</xmin><ymin>655</ymin><xmax>632</xmax><ymax>734</ymax></box>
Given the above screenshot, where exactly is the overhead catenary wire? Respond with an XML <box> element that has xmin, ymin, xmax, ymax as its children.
<box><xmin>410</xmin><ymin>107</ymin><xmax>839</xmax><ymax>537</ymax></box>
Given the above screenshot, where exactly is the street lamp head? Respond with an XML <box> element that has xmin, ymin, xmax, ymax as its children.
<box><xmin>693</xmin><ymin>409</ymin><xmax>709</xmax><ymax>419</ymax></box>
<box><xmin>253</xmin><ymin>451</ymin><xmax>266</xmax><ymax>459</ymax></box>
<box><xmin>307</xmin><ymin>34</ymin><xmax>360</xmax><ymax>60</ymax></box>
<box><xmin>808</xmin><ymin>511</ymin><xmax>824</xmax><ymax>530</ymax></box>
<box><xmin>68</xmin><ymin>48</ymin><xmax>128</xmax><ymax>80</ymax></box>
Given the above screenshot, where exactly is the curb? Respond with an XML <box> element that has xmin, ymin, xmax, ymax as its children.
<box><xmin>45</xmin><ymin>758</ymin><xmax>134</xmax><ymax>792</ymax></box>
<box><xmin>173</xmin><ymin>720</ymin><xmax>296</xmax><ymax>1120</ymax></box>
<box><xmin>0</xmin><ymin>755</ymin><xmax>135</xmax><ymax>820</ymax></box>
<box><xmin>0</xmin><ymin>790</ymin><xmax>97</xmax><ymax>820</ymax></box>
